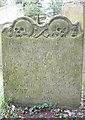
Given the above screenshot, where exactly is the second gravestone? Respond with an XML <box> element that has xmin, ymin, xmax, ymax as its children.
<box><xmin>2</xmin><ymin>16</ymin><xmax>83</xmax><ymax>108</ymax></box>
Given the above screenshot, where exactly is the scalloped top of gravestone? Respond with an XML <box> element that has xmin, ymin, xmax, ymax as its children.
<box><xmin>2</xmin><ymin>16</ymin><xmax>83</xmax><ymax>108</ymax></box>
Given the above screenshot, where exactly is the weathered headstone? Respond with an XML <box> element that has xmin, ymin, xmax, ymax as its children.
<box><xmin>2</xmin><ymin>16</ymin><xmax>83</xmax><ymax>108</ymax></box>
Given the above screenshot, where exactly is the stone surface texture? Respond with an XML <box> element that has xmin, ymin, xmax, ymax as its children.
<box><xmin>2</xmin><ymin>16</ymin><xmax>83</xmax><ymax>108</ymax></box>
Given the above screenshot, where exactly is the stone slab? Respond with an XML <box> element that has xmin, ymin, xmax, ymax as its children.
<box><xmin>2</xmin><ymin>16</ymin><xmax>83</xmax><ymax>108</ymax></box>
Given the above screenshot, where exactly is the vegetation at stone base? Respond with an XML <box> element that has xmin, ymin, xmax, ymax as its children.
<box><xmin>27</xmin><ymin>103</ymin><xmax>58</xmax><ymax>115</ymax></box>
<box><xmin>0</xmin><ymin>101</ymin><xmax>84</xmax><ymax>119</ymax></box>
<box><xmin>1</xmin><ymin>102</ymin><xmax>18</xmax><ymax>118</ymax></box>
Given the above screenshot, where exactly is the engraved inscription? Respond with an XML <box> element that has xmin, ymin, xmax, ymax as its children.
<box><xmin>2</xmin><ymin>16</ymin><xmax>83</xmax><ymax>108</ymax></box>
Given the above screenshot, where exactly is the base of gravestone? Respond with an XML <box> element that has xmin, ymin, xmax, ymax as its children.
<box><xmin>1</xmin><ymin>118</ymin><xmax>85</xmax><ymax>120</ymax></box>
<box><xmin>1</xmin><ymin>102</ymin><xmax>84</xmax><ymax>120</ymax></box>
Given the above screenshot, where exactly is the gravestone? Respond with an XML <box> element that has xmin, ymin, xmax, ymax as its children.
<box><xmin>2</xmin><ymin>16</ymin><xmax>83</xmax><ymax>108</ymax></box>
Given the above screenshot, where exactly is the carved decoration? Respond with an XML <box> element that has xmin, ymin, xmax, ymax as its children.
<box><xmin>2</xmin><ymin>16</ymin><xmax>82</xmax><ymax>38</ymax></box>
<box><xmin>2</xmin><ymin>15</ymin><xmax>83</xmax><ymax>107</ymax></box>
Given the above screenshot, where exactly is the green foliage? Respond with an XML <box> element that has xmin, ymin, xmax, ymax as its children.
<box><xmin>0</xmin><ymin>0</ymin><xmax>6</xmax><ymax>7</ymax></box>
<box><xmin>47</xmin><ymin>0</ymin><xmax>63</xmax><ymax>16</ymax></box>
<box><xmin>1</xmin><ymin>102</ymin><xmax>84</xmax><ymax>118</ymax></box>
<box><xmin>1</xmin><ymin>101</ymin><xmax>18</xmax><ymax>118</ymax></box>
<box><xmin>29</xmin><ymin>103</ymin><xmax>58</xmax><ymax>115</ymax></box>
<box><xmin>24</xmin><ymin>0</ymin><xmax>43</xmax><ymax>20</ymax></box>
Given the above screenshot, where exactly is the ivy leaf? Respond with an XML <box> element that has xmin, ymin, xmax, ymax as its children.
<box><xmin>49</xmin><ymin>103</ymin><xmax>53</xmax><ymax>108</ymax></box>
<box><xmin>53</xmin><ymin>103</ymin><xmax>58</xmax><ymax>109</ymax></box>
